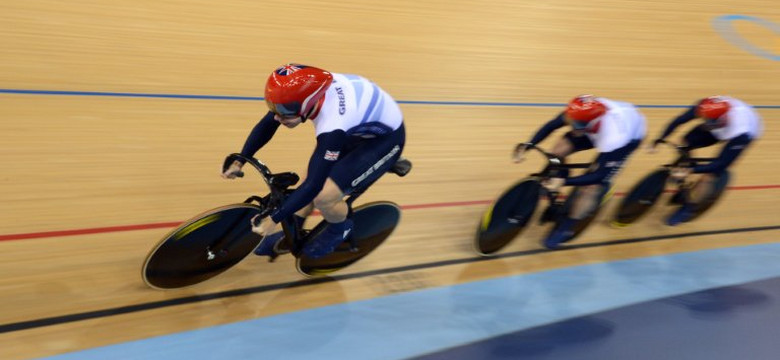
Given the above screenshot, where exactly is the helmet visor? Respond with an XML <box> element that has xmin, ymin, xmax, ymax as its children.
<box><xmin>703</xmin><ymin>117</ymin><xmax>723</xmax><ymax>130</ymax></box>
<box><xmin>571</xmin><ymin>121</ymin><xmax>589</xmax><ymax>130</ymax></box>
<box><xmin>266</xmin><ymin>100</ymin><xmax>301</xmax><ymax>117</ymax></box>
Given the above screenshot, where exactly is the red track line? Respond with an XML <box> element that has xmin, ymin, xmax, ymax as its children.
<box><xmin>401</xmin><ymin>199</ymin><xmax>493</xmax><ymax>210</ymax></box>
<box><xmin>724</xmin><ymin>184</ymin><xmax>780</xmax><ymax>191</ymax></box>
<box><xmin>2</xmin><ymin>184</ymin><xmax>779</xmax><ymax>242</ymax></box>
<box><xmin>0</xmin><ymin>222</ymin><xmax>182</xmax><ymax>242</ymax></box>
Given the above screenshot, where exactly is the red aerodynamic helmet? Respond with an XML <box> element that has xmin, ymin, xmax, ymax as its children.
<box><xmin>265</xmin><ymin>64</ymin><xmax>333</xmax><ymax>119</ymax></box>
<box><xmin>697</xmin><ymin>96</ymin><xmax>730</xmax><ymax>120</ymax></box>
<box><xmin>566</xmin><ymin>95</ymin><xmax>606</xmax><ymax>126</ymax></box>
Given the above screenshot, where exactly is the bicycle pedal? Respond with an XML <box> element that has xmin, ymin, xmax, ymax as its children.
<box><xmin>539</xmin><ymin>206</ymin><xmax>557</xmax><ymax>224</ymax></box>
<box><xmin>274</xmin><ymin>239</ymin><xmax>291</xmax><ymax>254</ymax></box>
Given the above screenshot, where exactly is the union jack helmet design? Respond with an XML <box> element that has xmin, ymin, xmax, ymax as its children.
<box><xmin>265</xmin><ymin>63</ymin><xmax>333</xmax><ymax>119</ymax></box>
<box><xmin>698</xmin><ymin>95</ymin><xmax>730</xmax><ymax>119</ymax></box>
<box><xmin>698</xmin><ymin>95</ymin><xmax>731</xmax><ymax>129</ymax></box>
<box><xmin>566</xmin><ymin>94</ymin><xmax>606</xmax><ymax>124</ymax></box>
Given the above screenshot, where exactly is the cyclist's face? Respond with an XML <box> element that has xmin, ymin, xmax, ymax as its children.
<box><xmin>702</xmin><ymin>116</ymin><xmax>726</xmax><ymax>131</ymax></box>
<box><xmin>564</xmin><ymin>114</ymin><xmax>589</xmax><ymax>131</ymax></box>
<box><xmin>571</xmin><ymin>121</ymin><xmax>588</xmax><ymax>130</ymax></box>
<box><xmin>275</xmin><ymin>114</ymin><xmax>303</xmax><ymax>128</ymax></box>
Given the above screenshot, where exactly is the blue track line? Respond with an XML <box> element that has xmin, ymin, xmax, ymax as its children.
<box><xmin>0</xmin><ymin>88</ymin><xmax>262</xmax><ymax>101</ymax></box>
<box><xmin>2</xmin><ymin>88</ymin><xmax>778</xmax><ymax>109</ymax></box>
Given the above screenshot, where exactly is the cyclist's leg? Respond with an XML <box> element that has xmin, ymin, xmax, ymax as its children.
<box><xmin>550</xmin><ymin>136</ymin><xmax>576</xmax><ymax>158</ymax></box>
<box><xmin>570</xmin><ymin>184</ymin><xmax>605</xmax><ymax>220</ymax></box>
<box><xmin>254</xmin><ymin>208</ymin><xmax>309</xmax><ymax>257</ymax></box>
<box><xmin>313</xmin><ymin>179</ymin><xmax>348</xmax><ymax>223</ymax></box>
<box><xmin>690</xmin><ymin>173</ymin><xmax>717</xmax><ymax>204</ymax></box>
<box><xmin>305</xmin><ymin>125</ymin><xmax>405</xmax><ymax>258</ymax></box>
<box><xmin>665</xmin><ymin>125</ymin><xmax>722</xmax><ymax>225</ymax></box>
<box><xmin>540</xmin><ymin>131</ymin><xmax>593</xmax><ymax>221</ymax></box>
<box><xmin>302</xmin><ymin>182</ymin><xmax>353</xmax><ymax>258</ymax></box>
<box><xmin>543</xmin><ymin>133</ymin><xmax>602</xmax><ymax>249</ymax></box>
<box><xmin>554</xmin><ymin>130</ymin><xmax>593</xmax><ymax>156</ymax></box>
<box><xmin>254</xmin><ymin>192</ymin><xmax>316</xmax><ymax>257</ymax></box>
<box><xmin>687</xmin><ymin>133</ymin><xmax>749</xmax><ymax>204</ymax></box>
<box><xmin>548</xmin><ymin>130</ymin><xmax>594</xmax><ymax>178</ymax></box>
<box><xmin>681</xmin><ymin>124</ymin><xmax>720</xmax><ymax>201</ymax></box>
<box><xmin>567</xmin><ymin>137</ymin><xmax>635</xmax><ymax>220</ymax></box>
<box><xmin>682</xmin><ymin>124</ymin><xmax>719</xmax><ymax>150</ymax></box>
<box><xmin>295</xmin><ymin>203</ymin><xmax>315</xmax><ymax>218</ymax></box>
<box><xmin>564</xmin><ymin>130</ymin><xmax>601</xmax><ymax>220</ymax></box>
<box><xmin>328</xmin><ymin>124</ymin><xmax>406</xmax><ymax>198</ymax></box>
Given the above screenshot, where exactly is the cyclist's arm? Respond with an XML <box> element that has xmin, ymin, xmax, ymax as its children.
<box><xmin>564</xmin><ymin>149</ymin><xmax>625</xmax><ymax>186</ymax></box>
<box><xmin>692</xmin><ymin>134</ymin><xmax>751</xmax><ymax>174</ymax></box>
<box><xmin>270</xmin><ymin>130</ymin><xmax>347</xmax><ymax>223</ymax></box>
<box><xmin>656</xmin><ymin>101</ymin><xmax>701</xmax><ymax>141</ymax></box>
<box><xmin>239</xmin><ymin>111</ymin><xmax>281</xmax><ymax>159</ymax></box>
<box><xmin>527</xmin><ymin>112</ymin><xmax>566</xmax><ymax>145</ymax></box>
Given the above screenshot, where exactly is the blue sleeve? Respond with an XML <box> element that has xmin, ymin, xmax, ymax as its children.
<box><xmin>528</xmin><ymin>112</ymin><xmax>566</xmax><ymax>145</ymax></box>
<box><xmin>564</xmin><ymin>149</ymin><xmax>625</xmax><ymax>186</ymax></box>
<box><xmin>658</xmin><ymin>101</ymin><xmax>701</xmax><ymax>140</ymax></box>
<box><xmin>270</xmin><ymin>130</ymin><xmax>348</xmax><ymax>222</ymax></box>
<box><xmin>692</xmin><ymin>134</ymin><xmax>751</xmax><ymax>174</ymax></box>
<box><xmin>239</xmin><ymin>111</ymin><xmax>280</xmax><ymax>159</ymax></box>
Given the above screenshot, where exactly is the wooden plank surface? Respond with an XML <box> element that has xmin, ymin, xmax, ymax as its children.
<box><xmin>0</xmin><ymin>1</ymin><xmax>778</xmax><ymax>358</ymax></box>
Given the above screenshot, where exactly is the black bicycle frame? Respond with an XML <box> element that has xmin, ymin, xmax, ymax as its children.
<box><xmin>225</xmin><ymin>153</ymin><xmax>385</xmax><ymax>255</ymax></box>
<box><xmin>522</xmin><ymin>143</ymin><xmax>592</xmax><ymax>203</ymax></box>
<box><xmin>655</xmin><ymin>140</ymin><xmax>717</xmax><ymax>202</ymax></box>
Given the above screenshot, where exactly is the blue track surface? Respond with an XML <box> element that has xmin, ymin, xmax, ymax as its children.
<box><xmin>413</xmin><ymin>276</ymin><xmax>780</xmax><ymax>359</ymax></box>
<box><xmin>45</xmin><ymin>242</ymin><xmax>780</xmax><ymax>360</ymax></box>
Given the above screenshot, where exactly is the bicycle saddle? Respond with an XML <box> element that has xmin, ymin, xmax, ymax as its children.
<box><xmin>390</xmin><ymin>158</ymin><xmax>412</xmax><ymax>177</ymax></box>
<box><xmin>268</xmin><ymin>172</ymin><xmax>300</xmax><ymax>188</ymax></box>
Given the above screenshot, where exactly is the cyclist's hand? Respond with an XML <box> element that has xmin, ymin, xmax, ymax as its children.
<box><xmin>251</xmin><ymin>215</ymin><xmax>279</xmax><ymax>237</ymax></box>
<box><xmin>542</xmin><ymin>177</ymin><xmax>565</xmax><ymax>192</ymax></box>
<box><xmin>646</xmin><ymin>139</ymin><xmax>663</xmax><ymax>154</ymax></box>
<box><xmin>221</xmin><ymin>160</ymin><xmax>244</xmax><ymax>179</ymax></box>
<box><xmin>512</xmin><ymin>143</ymin><xmax>530</xmax><ymax>163</ymax></box>
<box><xmin>670</xmin><ymin>166</ymin><xmax>692</xmax><ymax>180</ymax></box>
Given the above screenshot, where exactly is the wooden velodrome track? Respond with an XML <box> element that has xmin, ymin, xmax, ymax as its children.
<box><xmin>1</xmin><ymin>1</ymin><xmax>778</xmax><ymax>358</ymax></box>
